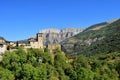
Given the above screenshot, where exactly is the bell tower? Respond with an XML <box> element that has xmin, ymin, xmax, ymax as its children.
<box><xmin>37</xmin><ymin>33</ymin><xmax>43</xmax><ymax>49</ymax></box>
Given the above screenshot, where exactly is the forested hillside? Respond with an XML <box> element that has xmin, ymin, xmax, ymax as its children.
<box><xmin>0</xmin><ymin>48</ymin><xmax>120</xmax><ymax>80</ymax></box>
<box><xmin>1</xmin><ymin>19</ymin><xmax>120</xmax><ymax>80</ymax></box>
<box><xmin>61</xmin><ymin>19</ymin><xmax>120</xmax><ymax>56</ymax></box>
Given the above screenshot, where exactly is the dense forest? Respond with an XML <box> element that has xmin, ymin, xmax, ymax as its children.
<box><xmin>0</xmin><ymin>47</ymin><xmax>120</xmax><ymax>80</ymax></box>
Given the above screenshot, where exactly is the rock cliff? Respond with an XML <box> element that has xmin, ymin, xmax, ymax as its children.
<box><xmin>40</xmin><ymin>28</ymin><xmax>85</xmax><ymax>45</ymax></box>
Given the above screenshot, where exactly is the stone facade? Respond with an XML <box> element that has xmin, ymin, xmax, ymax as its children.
<box><xmin>47</xmin><ymin>44</ymin><xmax>61</xmax><ymax>53</ymax></box>
<box><xmin>0</xmin><ymin>37</ymin><xmax>7</xmax><ymax>54</ymax></box>
<box><xmin>19</xmin><ymin>33</ymin><xmax>44</xmax><ymax>49</ymax></box>
<box><xmin>0</xmin><ymin>44</ymin><xmax>7</xmax><ymax>54</ymax></box>
<box><xmin>9</xmin><ymin>42</ymin><xmax>16</xmax><ymax>47</ymax></box>
<box><xmin>47</xmin><ymin>44</ymin><xmax>61</xmax><ymax>50</ymax></box>
<box><xmin>0</xmin><ymin>38</ymin><xmax>5</xmax><ymax>43</ymax></box>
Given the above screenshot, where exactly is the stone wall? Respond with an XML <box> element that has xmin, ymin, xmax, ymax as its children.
<box><xmin>0</xmin><ymin>44</ymin><xmax>7</xmax><ymax>54</ymax></box>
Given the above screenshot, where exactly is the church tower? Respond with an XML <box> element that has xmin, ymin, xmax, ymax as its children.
<box><xmin>37</xmin><ymin>33</ymin><xmax>43</xmax><ymax>49</ymax></box>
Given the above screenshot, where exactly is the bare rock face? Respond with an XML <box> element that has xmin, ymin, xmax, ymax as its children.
<box><xmin>41</xmin><ymin>28</ymin><xmax>60</xmax><ymax>34</ymax></box>
<box><xmin>40</xmin><ymin>28</ymin><xmax>85</xmax><ymax>45</ymax></box>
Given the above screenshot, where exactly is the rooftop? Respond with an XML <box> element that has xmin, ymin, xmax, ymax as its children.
<box><xmin>0</xmin><ymin>36</ymin><xmax>5</xmax><ymax>40</ymax></box>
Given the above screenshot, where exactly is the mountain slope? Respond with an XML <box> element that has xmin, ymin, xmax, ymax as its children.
<box><xmin>61</xmin><ymin>19</ymin><xmax>120</xmax><ymax>55</ymax></box>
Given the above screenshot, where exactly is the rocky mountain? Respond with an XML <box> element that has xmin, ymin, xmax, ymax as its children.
<box><xmin>40</xmin><ymin>28</ymin><xmax>85</xmax><ymax>45</ymax></box>
<box><xmin>16</xmin><ymin>28</ymin><xmax>84</xmax><ymax>46</ymax></box>
<box><xmin>61</xmin><ymin>19</ymin><xmax>120</xmax><ymax>55</ymax></box>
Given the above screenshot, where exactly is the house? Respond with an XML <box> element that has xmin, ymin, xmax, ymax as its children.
<box><xmin>9</xmin><ymin>41</ymin><xmax>16</xmax><ymax>47</ymax></box>
<box><xmin>0</xmin><ymin>37</ymin><xmax>7</xmax><ymax>54</ymax></box>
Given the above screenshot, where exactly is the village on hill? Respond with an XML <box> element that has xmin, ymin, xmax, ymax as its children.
<box><xmin>0</xmin><ymin>32</ymin><xmax>61</xmax><ymax>55</ymax></box>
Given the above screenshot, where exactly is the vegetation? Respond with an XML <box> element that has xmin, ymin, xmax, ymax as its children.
<box><xmin>62</xmin><ymin>19</ymin><xmax>120</xmax><ymax>55</ymax></box>
<box><xmin>0</xmin><ymin>47</ymin><xmax>120</xmax><ymax>80</ymax></box>
<box><xmin>1</xmin><ymin>19</ymin><xmax>120</xmax><ymax>80</ymax></box>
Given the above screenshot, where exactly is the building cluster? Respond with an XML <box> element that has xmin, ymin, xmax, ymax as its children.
<box><xmin>0</xmin><ymin>33</ymin><xmax>61</xmax><ymax>55</ymax></box>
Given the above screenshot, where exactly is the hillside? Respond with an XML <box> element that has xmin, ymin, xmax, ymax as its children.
<box><xmin>61</xmin><ymin>19</ymin><xmax>120</xmax><ymax>55</ymax></box>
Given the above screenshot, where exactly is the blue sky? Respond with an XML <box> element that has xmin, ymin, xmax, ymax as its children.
<box><xmin>0</xmin><ymin>0</ymin><xmax>120</xmax><ymax>41</ymax></box>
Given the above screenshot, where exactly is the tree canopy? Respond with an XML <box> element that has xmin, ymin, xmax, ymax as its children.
<box><xmin>0</xmin><ymin>48</ymin><xmax>120</xmax><ymax>80</ymax></box>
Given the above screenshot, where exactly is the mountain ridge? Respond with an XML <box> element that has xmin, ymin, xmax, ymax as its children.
<box><xmin>16</xmin><ymin>27</ymin><xmax>85</xmax><ymax>45</ymax></box>
<box><xmin>61</xmin><ymin>18</ymin><xmax>120</xmax><ymax>55</ymax></box>
<box><xmin>40</xmin><ymin>27</ymin><xmax>85</xmax><ymax>45</ymax></box>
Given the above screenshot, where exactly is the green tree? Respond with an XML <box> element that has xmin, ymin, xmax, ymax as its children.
<box><xmin>15</xmin><ymin>48</ymin><xmax>27</xmax><ymax>63</ymax></box>
<box><xmin>64</xmin><ymin>66</ymin><xmax>77</xmax><ymax>80</ymax></box>
<box><xmin>0</xmin><ymin>67</ymin><xmax>15</xmax><ymax>80</ymax></box>
<box><xmin>22</xmin><ymin>63</ymin><xmax>35</xmax><ymax>80</ymax></box>
<box><xmin>34</xmin><ymin>64</ymin><xmax>47</xmax><ymax>80</ymax></box>
<box><xmin>77</xmin><ymin>68</ymin><xmax>94</xmax><ymax>80</ymax></box>
<box><xmin>54</xmin><ymin>53</ymin><xmax>68</xmax><ymax>69</ymax></box>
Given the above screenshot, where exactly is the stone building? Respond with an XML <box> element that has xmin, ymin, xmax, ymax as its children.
<box><xmin>0</xmin><ymin>37</ymin><xmax>7</xmax><ymax>54</ymax></box>
<box><xmin>17</xmin><ymin>33</ymin><xmax>44</xmax><ymax>49</ymax></box>
<box><xmin>0</xmin><ymin>32</ymin><xmax>62</xmax><ymax>55</ymax></box>
<box><xmin>47</xmin><ymin>44</ymin><xmax>61</xmax><ymax>53</ymax></box>
<box><xmin>9</xmin><ymin>41</ymin><xmax>17</xmax><ymax>47</ymax></box>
